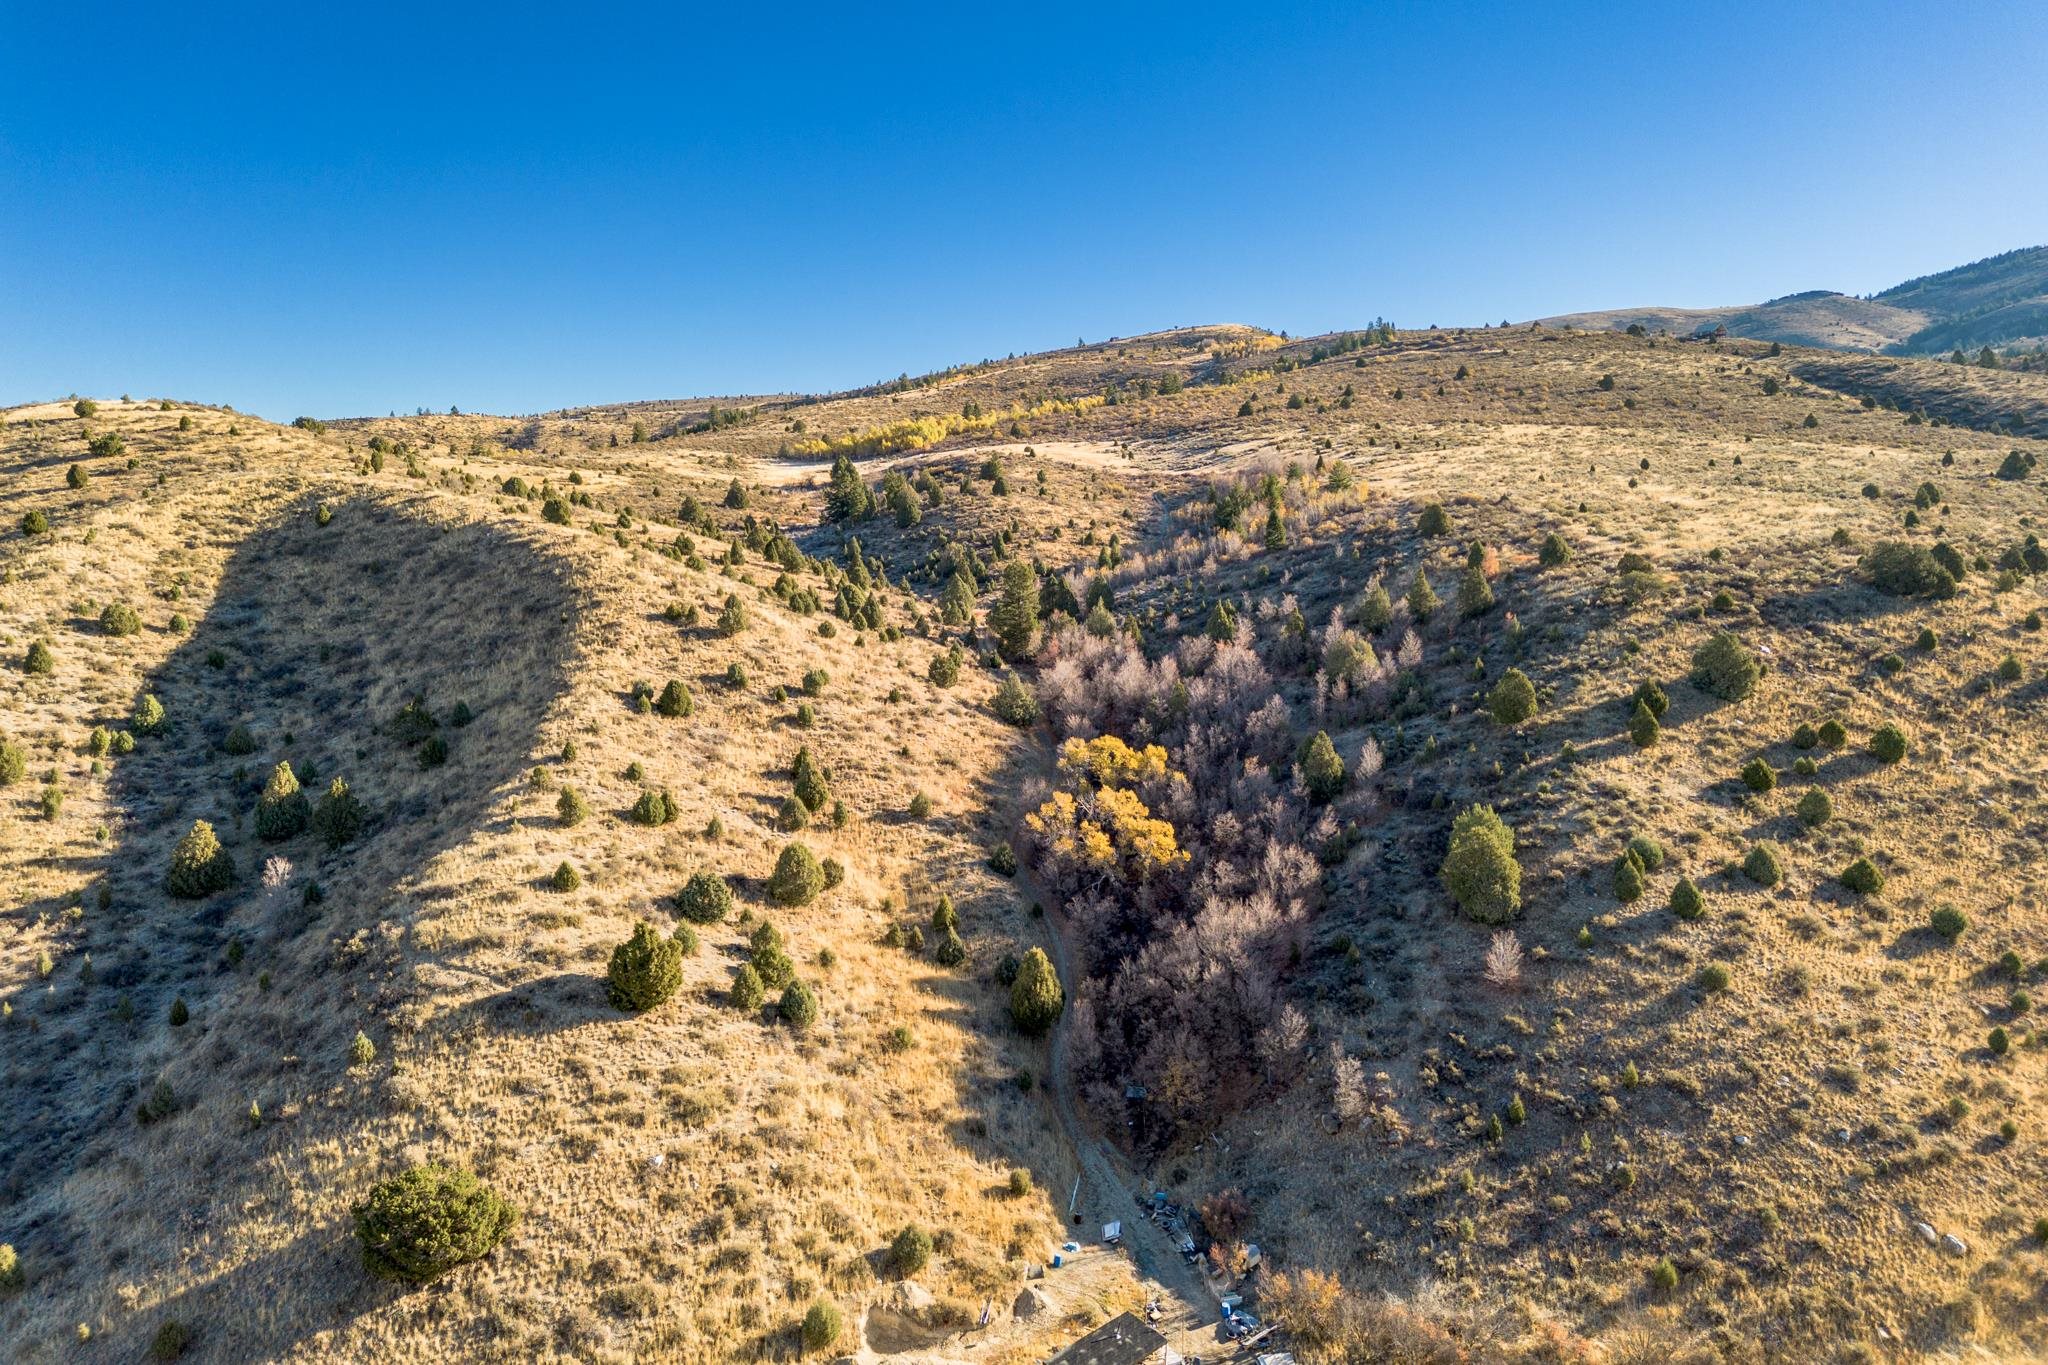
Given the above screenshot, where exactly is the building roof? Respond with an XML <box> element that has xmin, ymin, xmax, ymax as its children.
<box><xmin>1048</xmin><ymin>1310</ymin><xmax>1168</xmax><ymax>1365</ymax></box>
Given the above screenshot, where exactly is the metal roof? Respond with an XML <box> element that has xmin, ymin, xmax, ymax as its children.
<box><xmin>1048</xmin><ymin>1310</ymin><xmax>1168</xmax><ymax>1365</ymax></box>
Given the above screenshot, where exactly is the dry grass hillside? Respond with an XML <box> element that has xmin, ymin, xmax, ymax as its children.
<box><xmin>6</xmin><ymin>323</ymin><xmax>2048</xmax><ymax>1364</ymax></box>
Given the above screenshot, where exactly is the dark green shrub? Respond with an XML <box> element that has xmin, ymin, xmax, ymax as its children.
<box><xmin>1990</xmin><ymin>1027</ymin><xmax>2011</xmax><ymax>1055</ymax></box>
<box><xmin>655</xmin><ymin>680</ymin><xmax>693</xmax><ymax>718</ymax></box>
<box><xmin>889</xmin><ymin>1225</ymin><xmax>933</xmax><ymax>1276</ymax></box>
<box><xmin>1929</xmin><ymin>904</ymin><xmax>1968</xmax><ymax>941</ymax></box>
<box><xmin>987</xmin><ymin>841</ymin><xmax>1018</xmax><ymax>876</ymax></box>
<box><xmin>676</xmin><ymin>871</ymin><xmax>733</xmax><ymax>924</ymax></box>
<box><xmin>730</xmin><ymin>964</ymin><xmax>765</xmax><ymax>1011</ymax></box>
<box><xmin>717</xmin><ymin>593</ymin><xmax>748</xmax><ymax>636</ymax></box>
<box><xmin>298</xmin><ymin>776</ymin><xmax>363</xmax><ymax>850</ymax></box>
<box><xmin>556</xmin><ymin>785</ymin><xmax>589</xmax><ymax>827</ymax></box>
<box><xmin>724</xmin><ymin>662</ymin><xmax>748</xmax><ymax>690</ymax></box>
<box><xmin>792</xmin><ymin>746</ymin><xmax>830</xmax><ymax>811</ymax></box>
<box><xmin>1406</xmin><ymin>570</ymin><xmax>1439</xmax><ymax>621</ymax></box>
<box><xmin>1488</xmin><ymin>668</ymin><xmax>1537</xmax><ymax>725</ymax></box>
<box><xmin>1301</xmin><ymin>730</ymin><xmax>1346</xmax><ymax>800</ymax></box>
<box><xmin>1740</xmin><ymin>758</ymin><xmax>1776</xmax><ymax>793</ymax></box>
<box><xmin>801</xmin><ymin>1301</ymin><xmax>843</xmax><ymax>1352</ymax></box>
<box><xmin>1456</xmin><ymin>564</ymin><xmax>1494</xmax><ymax>617</ymax></box>
<box><xmin>20</xmin><ymin>510</ymin><xmax>49</xmax><ymax>536</ymax></box>
<box><xmin>632</xmin><ymin>788</ymin><xmax>680</xmax><ymax>826</ymax></box>
<box><xmin>992</xmin><ymin>673</ymin><xmax>1039</xmax><ymax>725</ymax></box>
<box><xmin>1742</xmin><ymin>843</ymin><xmax>1783</xmax><ymax>887</ymax></box>
<box><xmin>133</xmin><ymin>693</ymin><xmax>167</xmax><ymax>736</ymax></box>
<box><xmin>166</xmin><ymin>820</ymin><xmax>234</xmax><ymax>897</ymax></box>
<box><xmin>549</xmin><ymin>861</ymin><xmax>580</xmax><ymax>892</ymax></box>
<box><xmin>928</xmin><ymin>645</ymin><xmax>962</xmax><ymax>687</ymax></box>
<box><xmin>1869</xmin><ymin>724</ymin><xmax>1908</xmax><ymax>764</ymax></box>
<box><xmin>1613</xmin><ymin>856</ymin><xmax>1645</xmax><ymax>903</ymax></box>
<box><xmin>1791</xmin><ymin>722</ymin><xmax>1818</xmax><ymax>749</ymax></box>
<box><xmin>1632</xmin><ymin>680</ymin><xmax>1669</xmax><ymax>718</ymax></box>
<box><xmin>1628</xmin><ymin>700</ymin><xmax>1660</xmax><ymax>748</ymax></box>
<box><xmin>1418</xmin><ymin>502</ymin><xmax>1451</xmax><ymax>536</ymax></box>
<box><xmin>417</xmin><ymin>734</ymin><xmax>448</xmax><ymax>768</ymax></box>
<box><xmin>24</xmin><ymin>640</ymin><xmax>53</xmax><ymax>675</ymax></box>
<box><xmin>1625</xmin><ymin>835</ymin><xmax>1665</xmax><ymax>871</ymax></box>
<box><xmin>1818</xmin><ymin>719</ymin><xmax>1847</xmax><ymax>749</ymax></box>
<box><xmin>779</xmin><ymin>978</ymin><xmax>819</xmax><ymax>1030</ymax></box>
<box><xmin>1650</xmin><ymin>1258</ymin><xmax>1680</xmax><ymax>1293</ymax></box>
<box><xmin>352</xmin><ymin>1164</ymin><xmax>516</xmax><ymax>1283</ymax></box>
<box><xmin>100</xmin><ymin>602</ymin><xmax>142</xmax><ymax>636</ymax></box>
<box><xmin>607</xmin><ymin>922</ymin><xmax>684</xmax><ymax>1012</ymax></box>
<box><xmin>1538</xmin><ymin>532</ymin><xmax>1571</xmax><ymax>567</ymax></box>
<box><xmin>776</xmin><ymin>795</ymin><xmax>810</xmax><ymax>831</ymax></box>
<box><xmin>752</xmin><ymin>940</ymin><xmax>795</xmax><ymax>990</ymax></box>
<box><xmin>1441</xmin><ymin>805</ymin><xmax>1520</xmax><ymax>924</ymax></box>
<box><xmin>1794</xmin><ymin>786</ymin><xmax>1832</xmax><ymax>827</ymax></box>
<box><xmin>1669</xmin><ymin>877</ymin><xmax>1705</xmax><ymax>920</ymax></box>
<box><xmin>1839</xmin><ymin>857</ymin><xmax>1884</xmax><ymax>895</ymax></box>
<box><xmin>255</xmin><ymin>761</ymin><xmax>310</xmax><ymax>840</ymax></box>
<box><xmin>768</xmin><ymin>843</ymin><xmax>825</xmax><ymax>906</ymax></box>
<box><xmin>1697</xmin><ymin>964</ymin><xmax>1730</xmax><ymax>993</ymax></box>
<box><xmin>801</xmin><ymin>667</ymin><xmax>829</xmax><ymax>697</ymax></box>
<box><xmin>1863</xmin><ymin>541</ymin><xmax>1956</xmax><ymax>598</ymax></box>
<box><xmin>1998</xmin><ymin>653</ymin><xmax>2024</xmax><ymax>682</ymax></box>
<box><xmin>150</xmin><ymin>1320</ymin><xmax>192</xmax><ymax>1359</ymax></box>
<box><xmin>0</xmin><ymin>739</ymin><xmax>25</xmax><ymax>786</ymax></box>
<box><xmin>1690</xmin><ymin>631</ymin><xmax>1762</xmax><ymax>701</ymax></box>
<box><xmin>1010</xmin><ymin>947</ymin><xmax>1064</xmax><ymax>1035</ymax></box>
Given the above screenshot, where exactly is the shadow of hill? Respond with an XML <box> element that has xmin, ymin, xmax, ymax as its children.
<box><xmin>0</xmin><ymin>494</ymin><xmax>578</xmax><ymax>1360</ymax></box>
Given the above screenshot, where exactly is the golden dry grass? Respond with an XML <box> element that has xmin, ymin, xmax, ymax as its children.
<box><xmin>5</xmin><ymin>324</ymin><xmax>2048</xmax><ymax>1362</ymax></box>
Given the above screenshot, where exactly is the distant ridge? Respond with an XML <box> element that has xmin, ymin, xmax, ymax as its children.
<box><xmin>1541</xmin><ymin>245</ymin><xmax>2048</xmax><ymax>355</ymax></box>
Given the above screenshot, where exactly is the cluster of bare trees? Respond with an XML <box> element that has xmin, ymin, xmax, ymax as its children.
<box><xmin>1029</xmin><ymin>622</ymin><xmax>1335</xmax><ymax>1133</ymax></box>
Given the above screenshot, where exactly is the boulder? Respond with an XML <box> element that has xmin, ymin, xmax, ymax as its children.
<box><xmin>1014</xmin><ymin>1285</ymin><xmax>1053</xmax><ymax>1319</ymax></box>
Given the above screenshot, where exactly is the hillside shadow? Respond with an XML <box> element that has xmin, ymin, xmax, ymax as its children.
<box><xmin>0</xmin><ymin>494</ymin><xmax>578</xmax><ymax>1358</ymax></box>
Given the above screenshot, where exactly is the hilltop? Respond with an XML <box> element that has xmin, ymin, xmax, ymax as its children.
<box><xmin>1542</xmin><ymin>245</ymin><xmax>2048</xmax><ymax>357</ymax></box>
<box><xmin>5</xmin><ymin>319</ymin><xmax>2048</xmax><ymax>1363</ymax></box>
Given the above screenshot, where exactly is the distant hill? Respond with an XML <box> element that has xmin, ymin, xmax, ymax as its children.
<box><xmin>1542</xmin><ymin>245</ymin><xmax>2048</xmax><ymax>355</ymax></box>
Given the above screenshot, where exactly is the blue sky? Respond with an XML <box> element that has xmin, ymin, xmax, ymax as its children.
<box><xmin>4</xmin><ymin>1</ymin><xmax>2043</xmax><ymax>420</ymax></box>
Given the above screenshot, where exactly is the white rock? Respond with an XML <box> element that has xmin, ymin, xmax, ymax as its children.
<box><xmin>1914</xmin><ymin>1222</ymin><xmax>1939</xmax><ymax>1246</ymax></box>
<box><xmin>1943</xmin><ymin>1234</ymin><xmax>1968</xmax><ymax>1255</ymax></box>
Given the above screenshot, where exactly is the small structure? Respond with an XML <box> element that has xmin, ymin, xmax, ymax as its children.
<box><xmin>1689</xmin><ymin>321</ymin><xmax>1727</xmax><ymax>341</ymax></box>
<box><xmin>1048</xmin><ymin>1310</ymin><xmax>1168</xmax><ymax>1365</ymax></box>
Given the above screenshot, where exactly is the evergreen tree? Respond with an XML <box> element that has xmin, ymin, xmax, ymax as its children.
<box><xmin>1407</xmin><ymin>569</ymin><xmax>1440</xmax><ymax>622</ymax></box>
<box><xmin>255</xmin><ymin>761</ymin><xmax>311</xmax><ymax>840</ymax></box>
<box><xmin>166</xmin><ymin>820</ymin><xmax>235</xmax><ymax>898</ymax></box>
<box><xmin>1457</xmin><ymin>564</ymin><xmax>1494</xmax><ymax>617</ymax></box>
<box><xmin>768</xmin><ymin>842</ymin><xmax>826</xmax><ymax>906</ymax></box>
<box><xmin>1009</xmin><ymin>947</ymin><xmax>1064</xmax><ymax>1035</ymax></box>
<box><xmin>1440</xmin><ymin>804</ymin><xmax>1519</xmax><ymax>923</ymax></box>
<box><xmin>607</xmin><ymin>921</ymin><xmax>684</xmax><ymax>1012</ymax></box>
<box><xmin>939</xmin><ymin>570</ymin><xmax>975</xmax><ymax>626</ymax></box>
<box><xmin>825</xmin><ymin>453</ymin><xmax>874</xmax><ymax>521</ymax></box>
<box><xmin>1301</xmin><ymin>730</ymin><xmax>1345</xmax><ymax>802</ymax></box>
<box><xmin>989</xmin><ymin>559</ymin><xmax>1041</xmax><ymax>658</ymax></box>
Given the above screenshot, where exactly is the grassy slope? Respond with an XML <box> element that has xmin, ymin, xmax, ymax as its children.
<box><xmin>6</xmin><ymin>322</ymin><xmax>2048</xmax><ymax>1361</ymax></box>
<box><xmin>0</xmin><ymin>402</ymin><xmax>1117</xmax><ymax>1362</ymax></box>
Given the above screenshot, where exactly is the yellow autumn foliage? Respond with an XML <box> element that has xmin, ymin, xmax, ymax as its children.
<box><xmin>787</xmin><ymin>394</ymin><xmax>1106</xmax><ymax>460</ymax></box>
<box><xmin>1057</xmin><ymin>735</ymin><xmax>1169</xmax><ymax>788</ymax></box>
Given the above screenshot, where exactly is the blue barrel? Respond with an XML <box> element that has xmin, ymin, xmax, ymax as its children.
<box><xmin>1051</xmin><ymin>1254</ymin><xmax>1063</xmax><ymax>1268</ymax></box>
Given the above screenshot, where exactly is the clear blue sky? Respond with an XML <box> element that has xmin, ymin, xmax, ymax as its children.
<box><xmin>4</xmin><ymin>1</ymin><xmax>2043</xmax><ymax>420</ymax></box>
